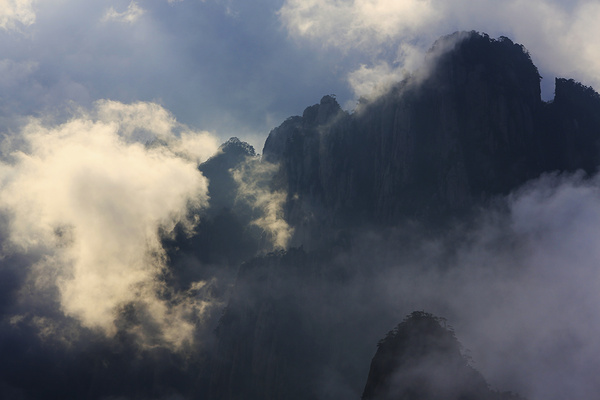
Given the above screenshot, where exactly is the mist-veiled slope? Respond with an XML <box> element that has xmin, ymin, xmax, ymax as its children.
<box><xmin>207</xmin><ymin>249</ymin><xmax>323</xmax><ymax>400</ymax></box>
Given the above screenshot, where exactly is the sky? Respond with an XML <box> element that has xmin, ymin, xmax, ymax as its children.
<box><xmin>1</xmin><ymin>0</ymin><xmax>600</xmax><ymax>150</ymax></box>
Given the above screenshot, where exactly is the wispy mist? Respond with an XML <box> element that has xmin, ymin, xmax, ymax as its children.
<box><xmin>233</xmin><ymin>158</ymin><xmax>294</xmax><ymax>250</ymax></box>
<box><xmin>331</xmin><ymin>171</ymin><xmax>600</xmax><ymax>400</ymax></box>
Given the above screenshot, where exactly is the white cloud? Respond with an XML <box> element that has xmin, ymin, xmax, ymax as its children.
<box><xmin>102</xmin><ymin>1</ymin><xmax>145</xmax><ymax>24</ymax></box>
<box><xmin>94</xmin><ymin>100</ymin><xmax>220</xmax><ymax>163</ymax></box>
<box><xmin>0</xmin><ymin>101</ymin><xmax>219</xmax><ymax>349</ymax></box>
<box><xmin>0</xmin><ymin>0</ymin><xmax>35</xmax><ymax>31</ymax></box>
<box><xmin>171</xmin><ymin>130</ymin><xmax>222</xmax><ymax>164</ymax></box>
<box><xmin>279</xmin><ymin>0</ymin><xmax>439</xmax><ymax>51</ymax></box>
<box><xmin>95</xmin><ymin>100</ymin><xmax>177</xmax><ymax>139</ymax></box>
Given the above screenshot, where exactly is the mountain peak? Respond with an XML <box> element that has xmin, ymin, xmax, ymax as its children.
<box><xmin>362</xmin><ymin>311</ymin><xmax>524</xmax><ymax>400</ymax></box>
<box><xmin>219</xmin><ymin>136</ymin><xmax>256</xmax><ymax>157</ymax></box>
<box><xmin>301</xmin><ymin>93</ymin><xmax>344</xmax><ymax>126</ymax></box>
<box><xmin>426</xmin><ymin>31</ymin><xmax>541</xmax><ymax>103</ymax></box>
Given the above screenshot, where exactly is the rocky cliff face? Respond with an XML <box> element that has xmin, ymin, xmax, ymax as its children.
<box><xmin>540</xmin><ymin>78</ymin><xmax>600</xmax><ymax>172</ymax></box>
<box><xmin>263</xmin><ymin>32</ymin><xmax>600</xmax><ymax>246</ymax></box>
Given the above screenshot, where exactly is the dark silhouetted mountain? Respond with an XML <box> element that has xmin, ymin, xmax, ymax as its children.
<box><xmin>362</xmin><ymin>311</ymin><xmax>525</xmax><ymax>400</ymax></box>
<box><xmin>263</xmin><ymin>31</ymin><xmax>600</xmax><ymax>246</ymax></box>
<box><xmin>209</xmin><ymin>31</ymin><xmax>600</xmax><ymax>400</ymax></box>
